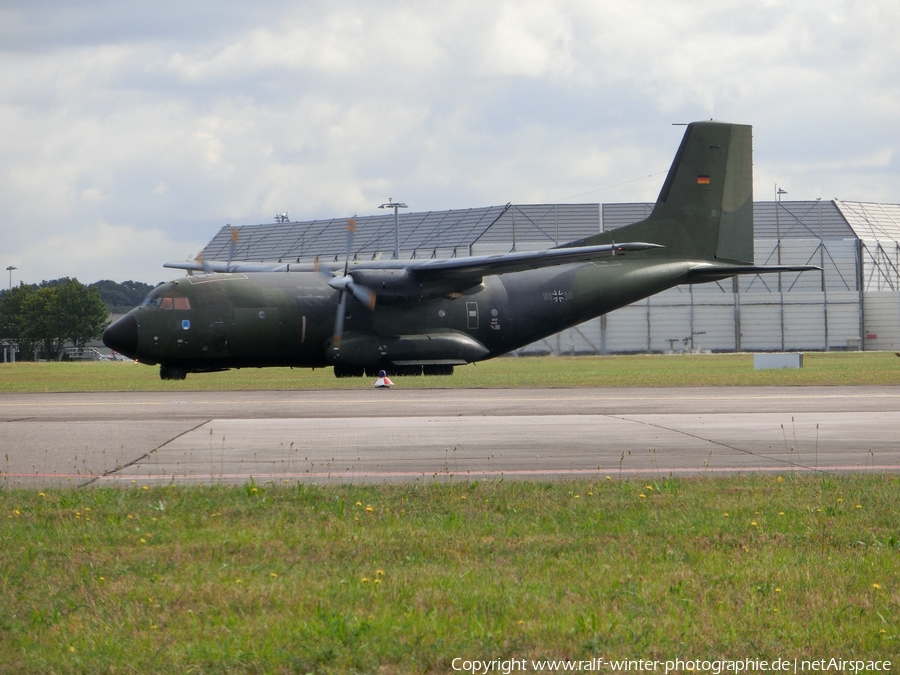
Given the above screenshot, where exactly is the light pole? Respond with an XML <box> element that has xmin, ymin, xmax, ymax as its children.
<box><xmin>5</xmin><ymin>266</ymin><xmax>15</xmax><ymax>290</ymax></box>
<box><xmin>378</xmin><ymin>198</ymin><xmax>408</xmax><ymax>259</ymax></box>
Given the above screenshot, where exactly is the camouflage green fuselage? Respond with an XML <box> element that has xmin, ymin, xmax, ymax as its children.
<box><xmin>125</xmin><ymin>257</ymin><xmax>694</xmax><ymax>371</ymax></box>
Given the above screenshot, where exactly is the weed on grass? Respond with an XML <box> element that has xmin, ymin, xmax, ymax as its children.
<box><xmin>1</xmin><ymin>476</ymin><xmax>897</xmax><ymax>673</ymax></box>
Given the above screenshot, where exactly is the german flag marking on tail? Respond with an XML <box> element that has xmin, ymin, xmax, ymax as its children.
<box><xmin>697</xmin><ymin>175</ymin><xmax>710</xmax><ymax>185</ymax></box>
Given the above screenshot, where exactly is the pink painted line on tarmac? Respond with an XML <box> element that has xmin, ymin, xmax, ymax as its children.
<box><xmin>4</xmin><ymin>465</ymin><xmax>899</xmax><ymax>481</ymax></box>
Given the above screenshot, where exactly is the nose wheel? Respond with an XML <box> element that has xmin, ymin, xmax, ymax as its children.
<box><xmin>160</xmin><ymin>364</ymin><xmax>187</xmax><ymax>380</ymax></box>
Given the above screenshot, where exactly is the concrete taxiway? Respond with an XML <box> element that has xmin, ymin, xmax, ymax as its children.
<box><xmin>1</xmin><ymin>387</ymin><xmax>898</xmax><ymax>487</ymax></box>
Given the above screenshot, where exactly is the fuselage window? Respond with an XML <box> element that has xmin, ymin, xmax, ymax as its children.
<box><xmin>173</xmin><ymin>297</ymin><xmax>190</xmax><ymax>310</ymax></box>
<box><xmin>159</xmin><ymin>297</ymin><xmax>174</xmax><ymax>310</ymax></box>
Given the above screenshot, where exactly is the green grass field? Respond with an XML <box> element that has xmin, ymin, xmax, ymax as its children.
<box><xmin>1</xmin><ymin>477</ymin><xmax>897</xmax><ymax>673</ymax></box>
<box><xmin>2</xmin><ymin>354</ymin><xmax>897</xmax><ymax>672</ymax></box>
<box><xmin>2</xmin><ymin>351</ymin><xmax>900</xmax><ymax>392</ymax></box>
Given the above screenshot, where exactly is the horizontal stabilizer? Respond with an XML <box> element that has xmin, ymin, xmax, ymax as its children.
<box><xmin>688</xmin><ymin>263</ymin><xmax>822</xmax><ymax>282</ymax></box>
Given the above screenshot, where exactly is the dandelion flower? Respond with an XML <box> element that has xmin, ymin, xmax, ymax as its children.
<box><xmin>235</xmin><ymin>579</ymin><xmax>243</xmax><ymax>584</ymax></box>
<box><xmin>374</xmin><ymin>579</ymin><xmax>381</xmax><ymax>585</ymax></box>
<box><xmin>365</xmin><ymin>505</ymin><xmax>374</xmax><ymax>513</ymax></box>
<box><xmin>460</xmin><ymin>495</ymin><xmax>466</xmax><ymax>500</ymax></box>
<box><xmin>139</xmin><ymin>538</ymin><xmax>146</xmax><ymax>544</ymax></box>
<box><xmin>872</xmin><ymin>583</ymin><xmax>882</xmax><ymax>590</ymax></box>
<box><xmin>776</xmin><ymin>476</ymin><xmax>783</xmax><ymax>483</ymax></box>
<box><xmin>775</xmin><ymin>587</ymin><xmax>782</xmax><ymax>593</ymax></box>
<box><xmin>645</xmin><ymin>485</ymin><xmax>653</xmax><ymax>491</ymax></box>
<box><xmin>751</xmin><ymin>521</ymin><xmax>758</xmax><ymax>527</ymax></box>
<box><xmin>270</xmin><ymin>572</ymin><xmax>278</xmax><ymax>578</ymax></box>
<box><xmin>376</xmin><ymin>570</ymin><xmax>384</xmax><ymax>576</ymax></box>
<box><xmin>355</xmin><ymin>501</ymin><xmax>362</xmax><ymax>506</ymax></box>
<box><xmin>723</xmin><ymin>513</ymin><xmax>729</xmax><ymax>517</ymax></box>
<box><xmin>639</xmin><ymin>494</ymin><xmax>646</xmax><ymax>499</ymax></box>
<box><xmin>778</xmin><ymin>511</ymin><xmax>785</xmax><ymax>516</ymax></box>
<box><xmin>574</xmin><ymin>495</ymin><xmax>581</xmax><ymax>499</ymax></box>
<box><xmin>856</xmin><ymin>504</ymin><xmax>862</xmax><ymax>509</ymax></box>
<box><xmin>38</xmin><ymin>492</ymin><xmax>46</xmax><ymax>497</ymax></box>
<box><xmin>361</xmin><ymin>577</ymin><xmax>369</xmax><ymax>583</ymax></box>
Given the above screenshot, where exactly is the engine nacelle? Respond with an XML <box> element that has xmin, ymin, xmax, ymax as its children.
<box><xmin>350</xmin><ymin>269</ymin><xmax>479</xmax><ymax>304</ymax></box>
<box><xmin>326</xmin><ymin>331</ymin><xmax>489</xmax><ymax>366</ymax></box>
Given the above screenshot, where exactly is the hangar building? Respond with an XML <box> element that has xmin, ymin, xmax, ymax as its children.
<box><xmin>197</xmin><ymin>200</ymin><xmax>900</xmax><ymax>353</ymax></box>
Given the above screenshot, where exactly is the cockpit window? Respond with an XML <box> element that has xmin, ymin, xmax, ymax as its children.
<box><xmin>143</xmin><ymin>294</ymin><xmax>190</xmax><ymax>310</ymax></box>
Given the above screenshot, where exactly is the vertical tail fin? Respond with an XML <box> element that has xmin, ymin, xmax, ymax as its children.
<box><xmin>575</xmin><ymin>121</ymin><xmax>754</xmax><ymax>264</ymax></box>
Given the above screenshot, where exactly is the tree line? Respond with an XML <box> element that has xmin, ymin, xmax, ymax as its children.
<box><xmin>0</xmin><ymin>278</ymin><xmax>157</xmax><ymax>360</ymax></box>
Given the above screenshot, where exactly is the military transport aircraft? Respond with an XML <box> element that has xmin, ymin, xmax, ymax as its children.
<box><xmin>103</xmin><ymin>121</ymin><xmax>818</xmax><ymax>380</ymax></box>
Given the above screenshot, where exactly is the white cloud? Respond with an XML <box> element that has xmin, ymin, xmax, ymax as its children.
<box><xmin>11</xmin><ymin>222</ymin><xmax>205</xmax><ymax>286</ymax></box>
<box><xmin>1</xmin><ymin>0</ymin><xmax>899</xmax><ymax>284</ymax></box>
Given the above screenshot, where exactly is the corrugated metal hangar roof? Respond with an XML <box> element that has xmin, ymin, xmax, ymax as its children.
<box><xmin>198</xmin><ymin>200</ymin><xmax>897</xmax><ymax>263</ymax></box>
<box><xmin>834</xmin><ymin>200</ymin><xmax>900</xmax><ymax>241</ymax></box>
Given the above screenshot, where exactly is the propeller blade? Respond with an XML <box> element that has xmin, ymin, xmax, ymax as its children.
<box><xmin>342</xmin><ymin>218</ymin><xmax>356</xmax><ymax>277</ymax></box>
<box><xmin>226</xmin><ymin>227</ymin><xmax>240</xmax><ymax>272</ymax></box>
<box><xmin>332</xmin><ymin>291</ymin><xmax>347</xmax><ymax>345</ymax></box>
<box><xmin>194</xmin><ymin>251</ymin><xmax>214</xmax><ymax>274</ymax></box>
<box><xmin>330</xmin><ymin>217</ymin><xmax>365</xmax><ymax>351</ymax></box>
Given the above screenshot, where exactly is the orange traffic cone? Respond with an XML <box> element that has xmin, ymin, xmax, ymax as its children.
<box><xmin>373</xmin><ymin>370</ymin><xmax>394</xmax><ymax>388</ymax></box>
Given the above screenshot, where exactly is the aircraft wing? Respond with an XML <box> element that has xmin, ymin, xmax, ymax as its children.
<box><xmin>401</xmin><ymin>242</ymin><xmax>661</xmax><ymax>279</ymax></box>
<box><xmin>164</xmin><ymin>260</ymin><xmax>290</xmax><ymax>273</ymax></box>
<box><xmin>164</xmin><ymin>242</ymin><xmax>662</xmax><ymax>277</ymax></box>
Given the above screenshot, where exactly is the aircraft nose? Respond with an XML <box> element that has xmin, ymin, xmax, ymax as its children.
<box><xmin>103</xmin><ymin>314</ymin><xmax>138</xmax><ymax>358</ymax></box>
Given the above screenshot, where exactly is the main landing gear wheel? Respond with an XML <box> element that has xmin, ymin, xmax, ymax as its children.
<box><xmin>333</xmin><ymin>364</ymin><xmax>365</xmax><ymax>378</ymax></box>
<box><xmin>160</xmin><ymin>365</ymin><xmax>187</xmax><ymax>380</ymax></box>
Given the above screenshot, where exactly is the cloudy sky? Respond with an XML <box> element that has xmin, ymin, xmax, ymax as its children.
<box><xmin>2</xmin><ymin>0</ymin><xmax>898</xmax><ymax>286</ymax></box>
